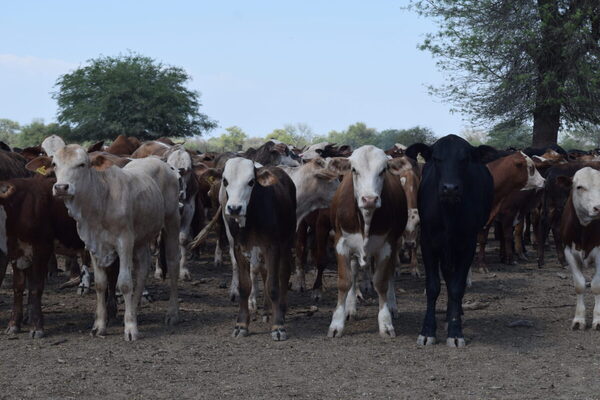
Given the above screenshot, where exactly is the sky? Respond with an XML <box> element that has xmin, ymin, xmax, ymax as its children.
<box><xmin>0</xmin><ymin>1</ymin><xmax>470</xmax><ymax>139</ymax></box>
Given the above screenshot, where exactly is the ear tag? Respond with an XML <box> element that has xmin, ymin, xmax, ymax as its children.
<box><xmin>36</xmin><ymin>166</ymin><xmax>48</xmax><ymax>176</ymax></box>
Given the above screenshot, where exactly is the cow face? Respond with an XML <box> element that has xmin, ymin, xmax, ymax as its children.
<box><xmin>349</xmin><ymin>146</ymin><xmax>390</xmax><ymax>212</ymax></box>
<box><xmin>167</xmin><ymin>147</ymin><xmax>193</xmax><ymax>201</ymax></box>
<box><xmin>571</xmin><ymin>167</ymin><xmax>600</xmax><ymax>226</ymax></box>
<box><xmin>520</xmin><ymin>152</ymin><xmax>545</xmax><ymax>191</ymax></box>
<box><xmin>52</xmin><ymin>145</ymin><xmax>91</xmax><ymax>199</ymax></box>
<box><xmin>221</xmin><ymin>158</ymin><xmax>256</xmax><ymax>225</ymax></box>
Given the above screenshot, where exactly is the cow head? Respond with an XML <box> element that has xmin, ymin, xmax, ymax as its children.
<box><xmin>52</xmin><ymin>145</ymin><xmax>92</xmax><ymax>199</ymax></box>
<box><xmin>166</xmin><ymin>146</ymin><xmax>193</xmax><ymax>202</ymax></box>
<box><xmin>520</xmin><ymin>152</ymin><xmax>545</xmax><ymax>191</ymax></box>
<box><xmin>562</xmin><ymin>167</ymin><xmax>600</xmax><ymax>226</ymax></box>
<box><xmin>220</xmin><ymin>157</ymin><xmax>278</xmax><ymax>227</ymax></box>
<box><xmin>41</xmin><ymin>135</ymin><xmax>66</xmax><ymax>158</ymax></box>
<box><xmin>348</xmin><ymin>145</ymin><xmax>405</xmax><ymax>214</ymax></box>
<box><xmin>406</xmin><ymin>135</ymin><xmax>492</xmax><ymax>204</ymax></box>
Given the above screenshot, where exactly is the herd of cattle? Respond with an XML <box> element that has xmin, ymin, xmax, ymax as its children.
<box><xmin>0</xmin><ymin>133</ymin><xmax>599</xmax><ymax>347</ymax></box>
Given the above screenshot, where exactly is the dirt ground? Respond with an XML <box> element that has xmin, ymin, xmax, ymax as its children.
<box><xmin>1</xmin><ymin>237</ymin><xmax>600</xmax><ymax>400</ymax></box>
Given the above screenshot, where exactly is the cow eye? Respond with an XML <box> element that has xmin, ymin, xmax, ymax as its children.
<box><xmin>248</xmin><ymin>179</ymin><xmax>255</xmax><ymax>187</ymax></box>
<box><xmin>576</xmin><ymin>185</ymin><xmax>585</xmax><ymax>191</ymax></box>
<box><xmin>351</xmin><ymin>168</ymin><xmax>358</xmax><ymax>176</ymax></box>
<box><xmin>78</xmin><ymin>163</ymin><xmax>85</xmax><ymax>168</ymax></box>
<box><xmin>379</xmin><ymin>169</ymin><xmax>385</xmax><ymax>176</ymax></box>
<box><xmin>51</xmin><ymin>162</ymin><xmax>56</xmax><ymax>168</ymax></box>
<box><xmin>223</xmin><ymin>178</ymin><xmax>229</xmax><ymax>187</ymax></box>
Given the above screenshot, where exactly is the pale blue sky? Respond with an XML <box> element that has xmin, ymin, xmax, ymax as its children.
<box><xmin>0</xmin><ymin>1</ymin><xmax>470</xmax><ymax>138</ymax></box>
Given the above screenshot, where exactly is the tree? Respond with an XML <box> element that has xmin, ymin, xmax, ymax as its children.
<box><xmin>0</xmin><ymin>119</ymin><xmax>20</xmax><ymax>146</ymax></box>
<box><xmin>461</xmin><ymin>127</ymin><xmax>488</xmax><ymax>146</ymax></box>
<box><xmin>376</xmin><ymin>126</ymin><xmax>437</xmax><ymax>149</ymax></box>
<box><xmin>54</xmin><ymin>53</ymin><xmax>216</xmax><ymax>141</ymax></box>
<box><xmin>13</xmin><ymin>119</ymin><xmax>72</xmax><ymax>148</ymax></box>
<box><xmin>411</xmin><ymin>0</ymin><xmax>600</xmax><ymax>146</ymax></box>
<box><xmin>485</xmin><ymin>120</ymin><xmax>532</xmax><ymax>149</ymax></box>
<box><xmin>209</xmin><ymin>126</ymin><xmax>248</xmax><ymax>152</ymax></box>
<box><xmin>266</xmin><ymin>123</ymin><xmax>315</xmax><ymax>147</ymax></box>
<box><xmin>328</xmin><ymin>122</ymin><xmax>378</xmax><ymax>148</ymax></box>
<box><xmin>559</xmin><ymin>123</ymin><xmax>600</xmax><ymax>149</ymax></box>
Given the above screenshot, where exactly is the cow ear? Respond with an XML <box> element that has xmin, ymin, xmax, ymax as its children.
<box><xmin>556</xmin><ymin>175</ymin><xmax>572</xmax><ymax>189</ymax></box>
<box><xmin>90</xmin><ymin>154</ymin><xmax>112</xmax><ymax>171</ymax></box>
<box><xmin>256</xmin><ymin>169</ymin><xmax>279</xmax><ymax>186</ymax></box>
<box><xmin>87</xmin><ymin>141</ymin><xmax>104</xmax><ymax>153</ymax></box>
<box><xmin>405</xmin><ymin>143</ymin><xmax>431</xmax><ymax>161</ymax></box>
<box><xmin>202</xmin><ymin>168</ymin><xmax>222</xmax><ymax>184</ymax></box>
<box><xmin>21</xmin><ymin>146</ymin><xmax>45</xmax><ymax>161</ymax></box>
<box><xmin>0</xmin><ymin>141</ymin><xmax>11</xmax><ymax>152</ymax></box>
<box><xmin>387</xmin><ymin>158</ymin><xmax>408</xmax><ymax>175</ymax></box>
<box><xmin>473</xmin><ymin>145</ymin><xmax>498</xmax><ymax>163</ymax></box>
<box><xmin>327</xmin><ymin>157</ymin><xmax>351</xmax><ymax>175</ymax></box>
<box><xmin>25</xmin><ymin>156</ymin><xmax>53</xmax><ymax>175</ymax></box>
<box><xmin>0</xmin><ymin>182</ymin><xmax>15</xmax><ymax>199</ymax></box>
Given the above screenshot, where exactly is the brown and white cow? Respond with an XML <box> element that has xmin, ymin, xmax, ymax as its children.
<box><xmin>52</xmin><ymin>145</ymin><xmax>181</xmax><ymax>341</ymax></box>
<box><xmin>219</xmin><ymin>157</ymin><xmax>296</xmax><ymax>340</ymax></box>
<box><xmin>398</xmin><ymin>167</ymin><xmax>421</xmax><ymax>277</ymax></box>
<box><xmin>560</xmin><ymin>167</ymin><xmax>600</xmax><ymax>330</ymax></box>
<box><xmin>328</xmin><ymin>145</ymin><xmax>407</xmax><ymax>338</ymax></box>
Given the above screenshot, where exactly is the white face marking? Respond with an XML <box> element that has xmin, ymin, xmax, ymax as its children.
<box><xmin>300</xmin><ymin>142</ymin><xmax>328</xmax><ymax>160</ymax></box>
<box><xmin>520</xmin><ymin>152</ymin><xmax>545</xmax><ymax>191</ymax></box>
<box><xmin>221</xmin><ymin>158</ymin><xmax>256</xmax><ymax>221</ymax></box>
<box><xmin>349</xmin><ymin>145</ymin><xmax>388</xmax><ymax>210</ymax></box>
<box><xmin>52</xmin><ymin>145</ymin><xmax>91</xmax><ymax>198</ymax></box>
<box><xmin>41</xmin><ymin>135</ymin><xmax>66</xmax><ymax>157</ymax></box>
<box><xmin>166</xmin><ymin>148</ymin><xmax>192</xmax><ymax>171</ymax></box>
<box><xmin>572</xmin><ymin>167</ymin><xmax>600</xmax><ymax>226</ymax></box>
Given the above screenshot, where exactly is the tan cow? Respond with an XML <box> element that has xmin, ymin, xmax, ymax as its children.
<box><xmin>52</xmin><ymin>145</ymin><xmax>181</xmax><ymax>341</ymax></box>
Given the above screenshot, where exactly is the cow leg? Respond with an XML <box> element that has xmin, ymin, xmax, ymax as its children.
<box><xmin>133</xmin><ymin>246</ymin><xmax>151</xmax><ymax>311</ymax></box>
<box><xmin>248</xmin><ymin>249</ymin><xmax>262</xmax><ymax>315</ymax></box>
<box><xmin>328</xmin><ymin>250</ymin><xmax>351</xmax><ymax>338</ymax></box>
<box><xmin>6</xmin><ymin>264</ymin><xmax>25</xmax><ymax>334</ymax></box>
<box><xmin>265</xmin><ymin>246</ymin><xmax>285</xmax><ymax>340</ymax></box>
<box><xmin>410</xmin><ymin>245</ymin><xmax>420</xmax><ymax>278</ymax></box>
<box><xmin>344</xmin><ymin>258</ymin><xmax>360</xmax><ymax>320</ymax></box>
<box><xmin>523</xmin><ymin>212</ymin><xmax>532</xmax><ymax>245</ymax></box>
<box><xmin>272</xmin><ymin>246</ymin><xmax>292</xmax><ymax>341</ymax></box>
<box><xmin>374</xmin><ymin>252</ymin><xmax>396</xmax><ymax>338</ymax></box>
<box><xmin>442</xmin><ymin>261</ymin><xmax>470</xmax><ymax>348</ymax></box>
<box><xmin>552</xmin><ymin>223</ymin><xmax>567</xmax><ymax>267</ymax></box>
<box><xmin>0</xmin><ymin>250</ymin><xmax>7</xmax><ymax>290</ymax></box>
<box><xmin>232</xmin><ymin>246</ymin><xmax>250</xmax><ymax>338</ymax></box>
<box><xmin>514</xmin><ymin>219</ymin><xmax>527</xmax><ymax>261</ymax></box>
<box><xmin>417</xmin><ymin>248</ymin><xmax>440</xmax><ymax>346</ymax></box>
<box><xmin>178</xmin><ymin>201</ymin><xmax>195</xmax><ymax>281</ymax></box>
<box><xmin>116</xmin><ymin>237</ymin><xmax>139</xmax><ymax>341</ymax></box>
<box><xmin>565</xmin><ymin>248</ymin><xmax>586</xmax><ymax>330</ymax></box>
<box><xmin>501</xmin><ymin>218</ymin><xmax>515</xmax><ymax>265</ymax></box>
<box><xmin>223</xmin><ymin>220</ymin><xmax>240</xmax><ymax>302</ymax></box>
<box><xmin>91</xmin><ymin>257</ymin><xmax>108</xmax><ymax>337</ymax></box>
<box><xmin>536</xmin><ymin>208</ymin><xmax>549</xmax><ymax>267</ymax></box>
<box><xmin>291</xmin><ymin>219</ymin><xmax>308</xmax><ymax>292</ymax></box>
<box><xmin>259</xmin><ymin>266</ymin><xmax>270</xmax><ymax>323</ymax></box>
<box><xmin>311</xmin><ymin>215</ymin><xmax>330</xmax><ymax>302</ymax></box>
<box><xmin>475</xmin><ymin>227</ymin><xmax>490</xmax><ymax>273</ymax></box>
<box><xmin>162</xmin><ymin>217</ymin><xmax>181</xmax><ymax>327</ymax></box>
<box><xmin>27</xmin><ymin>247</ymin><xmax>51</xmax><ymax>338</ymax></box>
<box><xmin>592</xmin><ymin>255</ymin><xmax>600</xmax><ymax>330</ymax></box>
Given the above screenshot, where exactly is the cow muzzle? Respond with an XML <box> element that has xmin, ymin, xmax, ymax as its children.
<box><xmin>439</xmin><ymin>183</ymin><xmax>461</xmax><ymax>203</ymax></box>
<box><xmin>360</xmin><ymin>195</ymin><xmax>380</xmax><ymax>210</ymax></box>
<box><xmin>53</xmin><ymin>183</ymin><xmax>73</xmax><ymax>199</ymax></box>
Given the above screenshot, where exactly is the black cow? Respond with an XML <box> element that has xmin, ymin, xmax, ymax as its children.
<box><xmin>406</xmin><ymin>135</ymin><xmax>494</xmax><ymax>347</ymax></box>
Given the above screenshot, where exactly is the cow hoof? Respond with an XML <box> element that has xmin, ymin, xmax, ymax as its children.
<box><xmin>179</xmin><ymin>269</ymin><xmax>191</xmax><ymax>281</ymax></box>
<box><xmin>77</xmin><ymin>286</ymin><xmax>89</xmax><ymax>296</ymax></box>
<box><xmin>29</xmin><ymin>330</ymin><xmax>44</xmax><ymax>339</ymax></box>
<box><xmin>124</xmin><ymin>330</ymin><xmax>139</xmax><ymax>342</ymax></box>
<box><xmin>446</xmin><ymin>337</ymin><xmax>466</xmax><ymax>348</ymax></box>
<box><xmin>327</xmin><ymin>327</ymin><xmax>343</xmax><ymax>338</ymax></box>
<box><xmin>593</xmin><ymin>321</ymin><xmax>600</xmax><ymax>331</ymax></box>
<box><xmin>571</xmin><ymin>319</ymin><xmax>587</xmax><ymax>330</ymax></box>
<box><xmin>311</xmin><ymin>289</ymin><xmax>322</xmax><ymax>303</ymax></box>
<box><xmin>261</xmin><ymin>315</ymin><xmax>269</xmax><ymax>323</ymax></box>
<box><xmin>229</xmin><ymin>289</ymin><xmax>239</xmax><ymax>303</ymax></box>
<box><xmin>417</xmin><ymin>335</ymin><xmax>436</xmax><ymax>346</ymax></box>
<box><xmin>218</xmin><ymin>279</ymin><xmax>228</xmax><ymax>289</ymax></box>
<box><xmin>154</xmin><ymin>269</ymin><xmax>163</xmax><ymax>280</ymax></box>
<box><xmin>232</xmin><ymin>326</ymin><xmax>249</xmax><ymax>338</ymax></box>
<box><xmin>90</xmin><ymin>326</ymin><xmax>107</xmax><ymax>338</ymax></box>
<box><xmin>478</xmin><ymin>267</ymin><xmax>490</xmax><ymax>274</ymax></box>
<box><xmin>411</xmin><ymin>268</ymin><xmax>422</xmax><ymax>278</ymax></box>
<box><xmin>345</xmin><ymin>310</ymin><xmax>357</xmax><ymax>321</ymax></box>
<box><xmin>271</xmin><ymin>328</ymin><xmax>287</xmax><ymax>341</ymax></box>
<box><xmin>290</xmin><ymin>277</ymin><xmax>306</xmax><ymax>292</ymax></box>
<box><xmin>380</xmin><ymin>327</ymin><xmax>396</xmax><ymax>338</ymax></box>
<box><xmin>5</xmin><ymin>325</ymin><xmax>19</xmax><ymax>335</ymax></box>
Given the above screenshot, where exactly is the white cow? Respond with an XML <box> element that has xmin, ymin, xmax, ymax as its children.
<box><xmin>561</xmin><ymin>167</ymin><xmax>600</xmax><ymax>330</ymax></box>
<box><xmin>52</xmin><ymin>145</ymin><xmax>181</xmax><ymax>341</ymax></box>
<box><xmin>41</xmin><ymin>135</ymin><xmax>66</xmax><ymax>157</ymax></box>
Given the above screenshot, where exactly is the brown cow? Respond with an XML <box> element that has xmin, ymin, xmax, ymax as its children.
<box><xmin>328</xmin><ymin>145</ymin><xmax>407</xmax><ymax>338</ymax></box>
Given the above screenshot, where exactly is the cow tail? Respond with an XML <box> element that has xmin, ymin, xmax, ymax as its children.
<box><xmin>159</xmin><ymin>231</ymin><xmax>168</xmax><ymax>280</ymax></box>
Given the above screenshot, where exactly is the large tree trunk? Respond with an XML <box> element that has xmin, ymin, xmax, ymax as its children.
<box><xmin>532</xmin><ymin>102</ymin><xmax>560</xmax><ymax>147</ymax></box>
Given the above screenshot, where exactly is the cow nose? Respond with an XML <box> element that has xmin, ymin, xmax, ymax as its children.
<box><xmin>361</xmin><ymin>195</ymin><xmax>379</xmax><ymax>208</ymax></box>
<box><xmin>441</xmin><ymin>183</ymin><xmax>459</xmax><ymax>195</ymax></box>
<box><xmin>227</xmin><ymin>205</ymin><xmax>242</xmax><ymax>215</ymax></box>
<box><xmin>54</xmin><ymin>183</ymin><xmax>69</xmax><ymax>193</ymax></box>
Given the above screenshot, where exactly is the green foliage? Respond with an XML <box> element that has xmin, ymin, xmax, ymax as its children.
<box><xmin>410</xmin><ymin>0</ymin><xmax>600</xmax><ymax>144</ymax></box>
<box><xmin>485</xmin><ymin>120</ymin><xmax>532</xmax><ymax>149</ymax></box>
<box><xmin>559</xmin><ymin>123</ymin><xmax>600</xmax><ymax>149</ymax></box>
<box><xmin>266</xmin><ymin>123</ymin><xmax>315</xmax><ymax>147</ymax></box>
<box><xmin>0</xmin><ymin>119</ymin><xmax>20</xmax><ymax>146</ymax></box>
<box><xmin>376</xmin><ymin>126</ymin><xmax>437</xmax><ymax>149</ymax></box>
<box><xmin>54</xmin><ymin>52</ymin><xmax>216</xmax><ymax>142</ymax></box>
<box><xmin>201</xmin><ymin>126</ymin><xmax>248</xmax><ymax>152</ymax></box>
<box><xmin>327</xmin><ymin>122</ymin><xmax>378</xmax><ymax>148</ymax></box>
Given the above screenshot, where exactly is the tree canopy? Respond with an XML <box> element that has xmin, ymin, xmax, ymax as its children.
<box><xmin>54</xmin><ymin>53</ymin><xmax>216</xmax><ymax>142</ymax></box>
<box><xmin>411</xmin><ymin>0</ymin><xmax>600</xmax><ymax>146</ymax></box>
